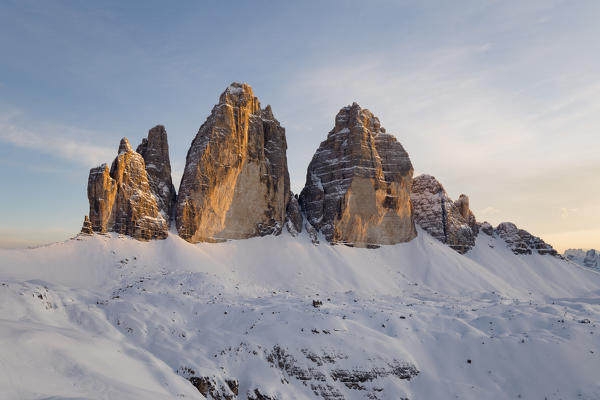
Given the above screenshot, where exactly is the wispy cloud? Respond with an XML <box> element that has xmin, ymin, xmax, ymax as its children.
<box><xmin>0</xmin><ymin>111</ymin><xmax>115</xmax><ymax>167</ymax></box>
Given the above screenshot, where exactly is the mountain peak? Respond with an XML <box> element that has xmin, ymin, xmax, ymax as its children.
<box><xmin>118</xmin><ymin>137</ymin><xmax>132</xmax><ymax>154</ymax></box>
<box><xmin>218</xmin><ymin>82</ymin><xmax>259</xmax><ymax>113</ymax></box>
<box><xmin>334</xmin><ymin>102</ymin><xmax>385</xmax><ymax>135</ymax></box>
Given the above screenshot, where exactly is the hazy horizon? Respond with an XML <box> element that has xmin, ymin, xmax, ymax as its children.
<box><xmin>1</xmin><ymin>0</ymin><xmax>599</xmax><ymax>252</ymax></box>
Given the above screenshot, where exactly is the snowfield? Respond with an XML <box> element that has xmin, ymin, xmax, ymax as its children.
<box><xmin>0</xmin><ymin>228</ymin><xmax>599</xmax><ymax>400</ymax></box>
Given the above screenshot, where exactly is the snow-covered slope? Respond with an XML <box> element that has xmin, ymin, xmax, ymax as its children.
<box><xmin>0</xmin><ymin>228</ymin><xmax>598</xmax><ymax>399</ymax></box>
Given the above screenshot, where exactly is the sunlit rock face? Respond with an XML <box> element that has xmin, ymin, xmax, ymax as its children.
<box><xmin>176</xmin><ymin>83</ymin><xmax>291</xmax><ymax>243</ymax></box>
<box><xmin>136</xmin><ymin>125</ymin><xmax>177</xmax><ymax>223</ymax></box>
<box><xmin>410</xmin><ymin>174</ymin><xmax>478</xmax><ymax>254</ymax></box>
<box><xmin>86</xmin><ymin>138</ymin><xmax>168</xmax><ymax>240</ymax></box>
<box><xmin>299</xmin><ymin>102</ymin><xmax>416</xmax><ymax>247</ymax></box>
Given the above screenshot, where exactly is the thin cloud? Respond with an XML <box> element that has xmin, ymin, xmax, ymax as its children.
<box><xmin>0</xmin><ymin>111</ymin><xmax>115</xmax><ymax>168</ymax></box>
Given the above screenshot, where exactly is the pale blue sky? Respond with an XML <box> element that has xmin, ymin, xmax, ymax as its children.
<box><xmin>1</xmin><ymin>0</ymin><xmax>599</xmax><ymax>251</ymax></box>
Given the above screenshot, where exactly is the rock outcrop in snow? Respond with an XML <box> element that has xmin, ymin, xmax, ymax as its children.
<box><xmin>299</xmin><ymin>102</ymin><xmax>416</xmax><ymax>247</ymax></box>
<box><xmin>136</xmin><ymin>125</ymin><xmax>177</xmax><ymax>223</ymax></box>
<box><xmin>285</xmin><ymin>192</ymin><xmax>303</xmax><ymax>237</ymax></box>
<box><xmin>176</xmin><ymin>83</ymin><xmax>291</xmax><ymax>243</ymax></box>
<box><xmin>564</xmin><ymin>248</ymin><xmax>600</xmax><ymax>269</ymax></box>
<box><xmin>84</xmin><ymin>137</ymin><xmax>168</xmax><ymax>240</ymax></box>
<box><xmin>482</xmin><ymin>221</ymin><xmax>558</xmax><ymax>256</ymax></box>
<box><xmin>410</xmin><ymin>174</ymin><xmax>478</xmax><ymax>253</ymax></box>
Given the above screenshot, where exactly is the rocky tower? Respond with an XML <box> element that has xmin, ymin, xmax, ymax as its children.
<box><xmin>410</xmin><ymin>174</ymin><xmax>478</xmax><ymax>253</ymax></box>
<box><xmin>299</xmin><ymin>103</ymin><xmax>416</xmax><ymax>247</ymax></box>
<box><xmin>85</xmin><ymin>138</ymin><xmax>168</xmax><ymax>240</ymax></box>
<box><xmin>176</xmin><ymin>83</ymin><xmax>291</xmax><ymax>243</ymax></box>
<box><xmin>136</xmin><ymin>125</ymin><xmax>177</xmax><ymax>223</ymax></box>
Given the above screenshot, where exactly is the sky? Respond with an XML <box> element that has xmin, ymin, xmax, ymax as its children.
<box><xmin>0</xmin><ymin>0</ymin><xmax>598</xmax><ymax>252</ymax></box>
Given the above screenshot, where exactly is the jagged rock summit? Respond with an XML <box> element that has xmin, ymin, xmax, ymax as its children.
<box><xmin>480</xmin><ymin>221</ymin><xmax>559</xmax><ymax>256</ymax></box>
<box><xmin>78</xmin><ymin>82</ymin><xmax>564</xmax><ymax>258</ymax></box>
<box><xmin>84</xmin><ymin>137</ymin><xmax>169</xmax><ymax>240</ymax></box>
<box><xmin>136</xmin><ymin>125</ymin><xmax>177</xmax><ymax>223</ymax></box>
<box><xmin>299</xmin><ymin>102</ymin><xmax>417</xmax><ymax>247</ymax></box>
<box><xmin>176</xmin><ymin>83</ymin><xmax>292</xmax><ymax>243</ymax></box>
<box><xmin>410</xmin><ymin>174</ymin><xmax>478</xmax><ymax>253</ymax></box>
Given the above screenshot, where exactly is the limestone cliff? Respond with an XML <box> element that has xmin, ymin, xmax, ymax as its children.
<box><xmin>299</xmin><ymin>103</ymin><xmax>416</xmax><ymax>247</ymax></box>
<box><xmin>84</xmin><ymin>138</ymin><xmax>168</xmax><ymax>240</ymax></box>
<box><xmin>176</xmin><ymin>83</ymin><xmax>290</xmax><ymax>243</ymax></box>
<box><xmin>410</xmin><ymin>174</ymin><xmax>478</xmax><ymax>253</ymax></box>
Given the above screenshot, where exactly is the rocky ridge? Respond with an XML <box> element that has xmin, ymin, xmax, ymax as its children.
<box><xmin>176</xmin><ymin>83</ymin><xmax>291</xmax><ymax>243</ymax></box>
<box><xmin>299</xmin><ymin>102</ymin><xmax>416</xmax><ymax>247</ymax></box>
<box><xmin>80</xmin><ymin>82</ymin><xmax>565</xmax><ymax>258</ymax></box>
<box><xmin>480</xmin><ymin>221</ymin><xmax>559</xmax><ymax>256</ymax></box>
<box><xmin>410</xmin><ymin>174</ymin><xmax>478</xmax><ymax>254</ymax></box>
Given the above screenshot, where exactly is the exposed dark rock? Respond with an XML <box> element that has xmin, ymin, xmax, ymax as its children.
<box><xmin>299</xmin><ymin>102</ymin><xmax>416</xmax><ymax>247</ymax></box>
<box><xmin>330</xmin><ymin>360</ymin><xmax>419</xmax><ymax>388</ymax></box>
<box><xmin>285</xmin><ymin>192</ymin><xmax>303</xmax><ymax>236</ymax></box>
<box><xmin>188</xmin><ymin>376</ymin><xmax>237</xmax><ymax>400</ymax></box>
<box><xmin>480</xmin><ymin>221</ymin><xmax>494</xmax><ymax>236</ymax></box>
<box><xmin>264</xmin><ymin>345</ymin><xmax>418</xmax><ymax>399</ymax></box>
<box><xmin>266</xmin><ymin>345</ymin><xmax>327</xmax><ymax>383</ymax></box>
<box><xmin>305</xmin><ymin>222</ymin><xmax>320</xmax><ymax>245</ymax></box>
<box><xmin>248</xmin><ymin>389</ymin><xmax>278</xmax><ymax>400</ymax></box>
<box><xmin>225</xmin><ymin>379</ymin><xmax>239</xmax><ymax>396</ymax></box>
